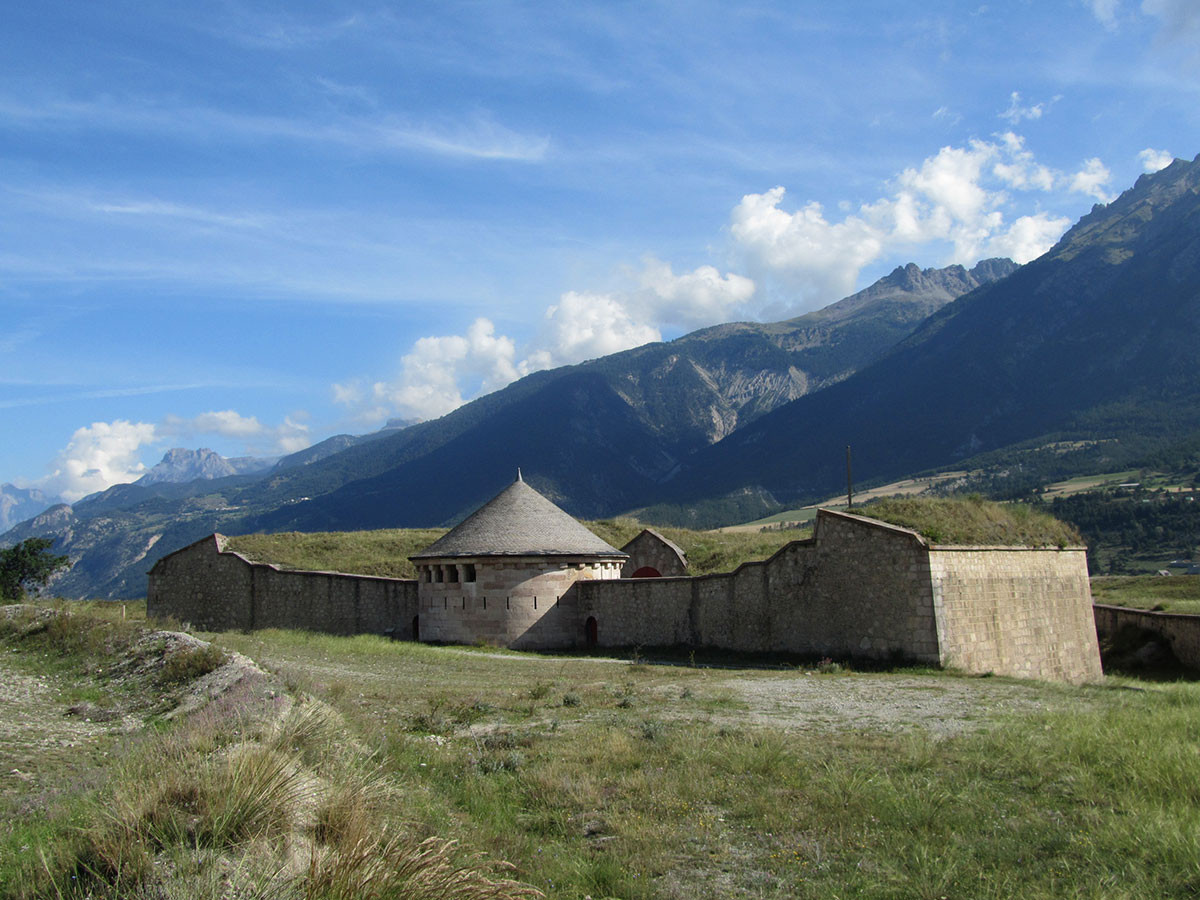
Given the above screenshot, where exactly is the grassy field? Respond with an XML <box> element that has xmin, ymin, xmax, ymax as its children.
<box><xmin>7</xmin><ymin>602</ymin><xmax>1200</xmax><ymax>899</ymax></box>
<box><xmin>228</xmin><ymin>520</ymin><xmax>810</xmax><ymax>580</ymax></box>
<box><xmin>1091</xmin><ymin>575</ymin><xmax>1200</xmax><ymax>615</ymax></box>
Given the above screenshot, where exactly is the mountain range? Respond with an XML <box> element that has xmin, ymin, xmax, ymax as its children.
<box><xmin>4</xmin><ymin>152</ymin><xmax>1199</xmax><ymax>598</ymax></box>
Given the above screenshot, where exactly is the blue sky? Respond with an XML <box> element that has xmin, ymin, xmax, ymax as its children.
<box><xmin>2</xmin><ymin>0</ymin><xmax>1197</xmax><ymax>503</ymax></box>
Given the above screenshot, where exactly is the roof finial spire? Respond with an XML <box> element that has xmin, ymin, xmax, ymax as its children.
<box><xmin>516</xmin><ymin>467</ymin><xmax>523</xmax><ymax>482</ymax></box>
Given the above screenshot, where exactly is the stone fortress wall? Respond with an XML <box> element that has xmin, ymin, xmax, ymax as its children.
<box><xmin>147</xmin><ymin>534</ymin><xmax>418</xmax><ymax>638</ymax></box>
<box><xmin>570</xmin><ymin>510</ymin><xmax>1101</xmax><ymax>683</ymax></box>
<box><xmin>148</xmin><ymin>510</ymin><xmax>1102</xmax><ymax>683</ymax></box>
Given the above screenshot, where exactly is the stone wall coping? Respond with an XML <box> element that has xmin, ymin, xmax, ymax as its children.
<box><xmin>818</xmin><ymin>508</ymin><xmax>928</xmax><ymax>544</ymax></box>
<box><xmin>822</xmin><ymin>508</ymin><xmax>1085</xmax><ymax>552</ymax></box>
<box><xmin>928</xmin><ymin>544</ymin><xmax>1088</xmax><ymax>552</ymax></box>
<box><xmin>1094</xmin><ymin>602</ymin><xmax>1200</xmax><ymax>623</ymax></box>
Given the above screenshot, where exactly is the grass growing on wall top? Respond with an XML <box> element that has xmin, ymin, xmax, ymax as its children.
<box><xmin>858</xmin><ymin>495</ymin><xmax>1081</xmax><ymax>547</ymax></box>
<box><xmin>226</xmin><ymin>528</ymin><xmax>446</xmax><ymax>579</ymax></box>
<box><xmin>224</xmin><ymin>522</ymin><xmax>811</xmax><ymax>579</ymax></box>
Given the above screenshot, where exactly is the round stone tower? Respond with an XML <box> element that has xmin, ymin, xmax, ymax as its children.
<box><xmin>409</xmin><ymin>472</ymin><xmax>627</xmax><ymax>648</ymax></box>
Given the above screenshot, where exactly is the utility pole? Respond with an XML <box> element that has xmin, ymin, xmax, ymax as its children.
<box><xmin>846</xmin><ymin>444</ymin><xmax>853</xmax><ymax>509</ymax></box>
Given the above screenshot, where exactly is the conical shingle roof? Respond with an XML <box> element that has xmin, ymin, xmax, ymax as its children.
<box><xmin>411</xmin><ymin>473</ymin><xmax>627</xmax><ymax>560</ymax></box>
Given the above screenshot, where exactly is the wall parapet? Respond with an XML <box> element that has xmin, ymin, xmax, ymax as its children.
<box><xmin>148</xmin><ymin>533</ymin><xmax>418</xmax><ymax>637</ymax></box>
<box><xmin>1093</xmin><ymin>603</ymin><xmax>1200</xmax><ymax>672</ymax></box>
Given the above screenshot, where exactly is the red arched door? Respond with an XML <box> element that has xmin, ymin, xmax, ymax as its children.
<box><xmin>585</xmin><ymin>616</ymin><xmax>598</xmax><ymax>647</ymax></box>
<box><xmin>632</xmin><ymin>566</ymin><xmax>661</xmax><ymax>578</ymax></box>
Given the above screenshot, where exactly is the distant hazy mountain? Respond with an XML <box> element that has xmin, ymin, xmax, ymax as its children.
<box><xmin>137</xmin><ymin>448</ymin><xmax>276</xmax><ymax>485</ymax></box>
<box><xmin>658</xmin><ymin>153</ymin><xmax>1200</xmax><ymax>521</ymax></box>
<box><xmin>0</xmin><ymin>483</ymin><xmax>57</xmax><ymax>533</ymax></box>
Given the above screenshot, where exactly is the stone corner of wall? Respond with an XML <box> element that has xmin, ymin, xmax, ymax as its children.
<box><xmin>816</xmin><ymin>508</ymin><xmax>928</xmax><ymax>546</ymax></box>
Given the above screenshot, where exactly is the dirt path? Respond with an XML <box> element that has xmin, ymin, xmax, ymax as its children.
<box><xmin>719</xmin><ymin>672</ymin><xmax>1070</xmax><ymax>735</ymax></box>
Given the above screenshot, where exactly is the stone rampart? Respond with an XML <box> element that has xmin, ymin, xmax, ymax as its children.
<box><xmin>575</xmin><ymin>511</ymin><xmax>941</xmax><ymax>662</ymax></box>
<box><xmin>929</xmin><ymin>546</ymin><xmax>1101</xmax><ymax>683</ymax></box>
<box><xmin>148</xmin><ymin>513</ymin><xmax>1102</xmax><ymax>683</ymax></box>
<box><xmin>147</xmin><ymin>534</ymin><xmax>418</xmax><ymax>637</ymax></box>
<box><xmin>1093</xmin><ymin>604</ymin><xmax>1200</xmax><ymax>672</ymax></box>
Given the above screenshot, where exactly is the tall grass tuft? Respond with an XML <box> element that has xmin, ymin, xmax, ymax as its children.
<box><xmin>299</xmin><ymin>832</ymin><xmax>544</xmax><ymax>900</ymax></box>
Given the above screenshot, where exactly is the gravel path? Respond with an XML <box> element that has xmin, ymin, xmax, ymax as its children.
<box><xmin>720</xmin><ymin>672</ymin><xmax>1071</xmax><ymax>735</ymax></box>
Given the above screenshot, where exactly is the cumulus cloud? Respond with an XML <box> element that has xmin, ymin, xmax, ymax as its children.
<box><xmin>731</xmin><ymin>134</ymin><xmax>1109</xmax><ymax>310</ymax></box>
<box><xmin>1068</xmin><ymin>158</ymin><xmax>1114</xmax><ymax>201</ymax></box>
<box><xmin>36</xmin><ymin>409</ymin><xmax>311</xmax><ymax>501</ymax></box>
<box><xmin>984</xmin><ymin>212</ymin><xmax>1073</xmax><ymax>262</ymax></box>
<box><xmin>41</xmin><ymin>420</ymin><xmax>156</xmax><ymax>502</ymax></box>
<box><xmin>367</xmin><ymin>318</ymin><xmax>523</xmax><ymax>421</ymax></box>
<box><xmin>1138</xmin><ymin>147</ymin><xmax>1175</xmax><ymax>172</ymax></box>
<box><xmin>530</xmin><ymin>291</ymin><xmax>662</xmax><ymax>370</ymax></box>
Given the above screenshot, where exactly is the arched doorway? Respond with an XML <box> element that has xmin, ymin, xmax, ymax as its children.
<box><xmin>412</xmin><ymin>615</ymin><xmax>420</xmax><ymax>641</ymax></box>
<box><xmin>631</xmin><ymin>566</ymin><xmax>661</xmax><ymax>578</ymax></box>
<box><xmin>585</xmin><ymin>616</ymin><xmax>598</xmax><ymax>647</ymax></box>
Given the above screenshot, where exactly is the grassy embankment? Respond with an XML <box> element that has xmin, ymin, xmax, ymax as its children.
<box><xmin>227</xmin><ymin>520</ymin><xmax>811</xmax><ymax>579</ymax></box>
<box><xmin>226</xmin><ymin>495</ymin><xmax>1077</xmax><ymax>581</ymax></box>
<box><xmin>0</xmin><ymin>603</ymin><xmax>540</xmax><ymax>900</ymax></box>
<box><xmin>857</xmin><ymin>495</ymin><xmax>1082</xmax><ymax>547</ymax></box>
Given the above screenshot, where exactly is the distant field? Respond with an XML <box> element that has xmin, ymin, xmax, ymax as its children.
<box><xmin>1091</xmin><ymin>575</ymin><xmax>1200</xmax><ymax>615</ymax></box>
<box><xmin>721</xmin><ymin>471</ymin><xmax>971</xmax><ymax>532</ymax></box>
<box><xmin>227</xmin><ymin>520</ymin><xmax>807</xmax><ymax>580</ymax></box>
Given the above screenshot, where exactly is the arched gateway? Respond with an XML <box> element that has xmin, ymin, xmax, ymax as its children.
<box><xmin>409</xmin><ymin>472</ymin><xmax>627</xmax><ymax>648</ymax></box>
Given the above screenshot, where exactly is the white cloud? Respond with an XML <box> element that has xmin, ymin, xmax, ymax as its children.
<box><xmin>532</xmin><ymin>291</ymin><xmax>662</xmax><ymax>369</ymax></box>
<box><xmin>161</xmin><ymin>409</ymin><xmax>311</xmax><ymax>455</ymax></box>
<box><xmin>631</xmin><ymin>259</ymin><xmax>756</xmax><ymax>331</ymax></box>
<box><xmin>999</xmin><ymin>92</ymin><xmax>1045</xmax><ymax>124</ymax></box>
<box><xmin>41</xmin><ymin>420</ymin><xmax>157</xmax><ymax>502</ymax></box>
<box><xmin>984</xmin><ymin>212</ymin><xmax>1073</xmax><ymax>262</ymax></box>
<box><xmin>730</xmin><ymin>135</ymin><xmax>1110</xmax><ymax>309</ymax></box>
<box><xmin>1138</xmin><ymin>147</ymin><xmax>1175</xmax><ymax>172</ymax></box>
<box><xmin>731</xmin><ymin>186</ymin><xmax>885</xmax><ymax>305</ymax></box>
<box><xmin>368</xmin><ymin>318</ymin><xmax>523</xmax><ymax>422</ymax></box>
<box><xmin>1068</xmin><ymin>157</ymin><xmax>1114</xmax><ymax>201</ymax></box>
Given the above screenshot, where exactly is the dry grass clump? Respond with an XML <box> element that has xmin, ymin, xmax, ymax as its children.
<box><xmin>858</xmin><ymin>495</ymin><xmax>1081</xmax><ymax>547</ymax></box>
<box><xmin>300</xmin><ymin>833</ymin><xmax>543</xmax><ymax>900</ymax></box>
